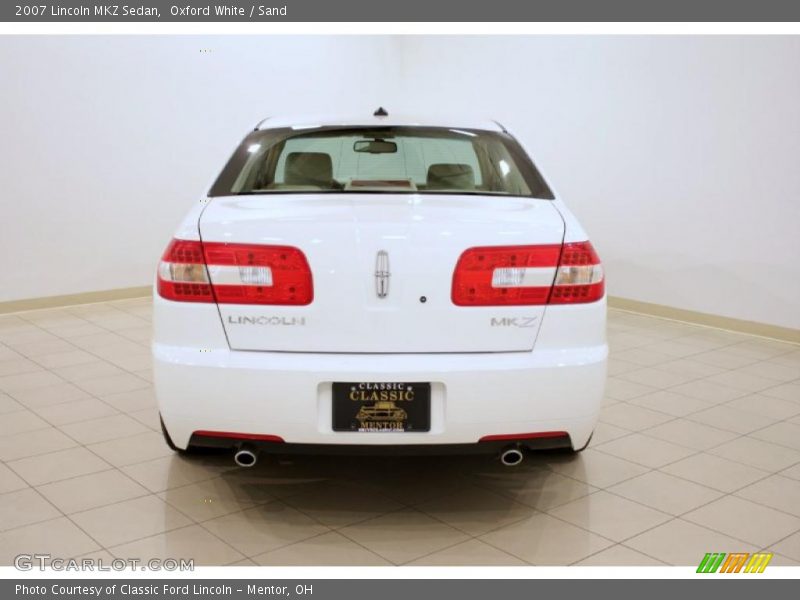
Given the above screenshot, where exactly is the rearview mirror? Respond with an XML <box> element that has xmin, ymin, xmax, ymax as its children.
<box><xmin>353</xmin><ymin>139</ymin><xmax>398</xmax><ymax>154</ymax></box>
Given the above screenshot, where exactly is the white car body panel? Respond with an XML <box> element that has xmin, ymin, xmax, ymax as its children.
<box><xmin>199</xmin><ymin>194</ymin><xmax>565</xmax><ymax>353</ymax></box>
<box><xmin>153</xmin><ymin>115</ymin><xmax>607</xmax><ymax>453</ymax></box>
<box><xmin>153</xmin><ymin>296</ymin><xmax>606</xmax><ymax>449</ymax></box>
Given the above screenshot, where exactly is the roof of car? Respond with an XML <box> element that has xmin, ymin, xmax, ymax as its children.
<box><xmin>255</xmin><ymin>111</ymin><xmax>506</xmax><ymax>132</ymax></box>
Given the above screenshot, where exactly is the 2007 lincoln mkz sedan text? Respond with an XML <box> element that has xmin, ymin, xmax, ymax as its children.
<box><xmin>153</xmin><ymin>109</ymin><xmax>607</xmax><ymax>467</ymax></box>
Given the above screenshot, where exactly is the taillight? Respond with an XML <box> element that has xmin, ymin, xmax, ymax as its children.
<box><xmin>452</xmin><ymin>245</ymin><xmax>562</xmax><ymax>306</ymax></box>
<box><xmin>549</xmin><ymin>241</ymin><xmax>605</xmax><ymax>304</ymax></box>
<box><xmin>157</xmin><ymin>239</ymin><xmax>313</xmax><ymax>305</ymax></box>
<box><xmin>203</xmin><ymin>242</ymin><xmax>313</xmax><ymax>305</ymax></box>
<box><xmin>157</xmin><ymin>239</ymin><xmax>214</xmax><ymax>302</ymax></box>
<box><xmin>451</xmin><ymin>241</ymin><xmax>603</xmax><ymax>306</ymax></box>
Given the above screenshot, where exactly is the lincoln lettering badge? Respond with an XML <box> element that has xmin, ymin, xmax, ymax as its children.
<box><xmin>375</xmin><ymin>250</ymin><xmax>390</xmax><ymax>298</ymax></box>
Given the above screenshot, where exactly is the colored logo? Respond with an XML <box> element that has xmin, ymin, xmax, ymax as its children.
<box><xmin>697</xmin><ymin>552</ymin><xmax>773</xmax><ymax>573</ymax></box>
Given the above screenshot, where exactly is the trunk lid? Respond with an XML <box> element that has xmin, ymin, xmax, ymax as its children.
<box><xmin>199</xmin><ymin>194</ymin><xmax>564</xmax><ymax>353</ymax></box>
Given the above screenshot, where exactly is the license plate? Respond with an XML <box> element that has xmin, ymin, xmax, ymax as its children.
<box><xmin>332</xmin><ymin>382</ymin><xmax>431</xmax><ymax>432</ymax></box>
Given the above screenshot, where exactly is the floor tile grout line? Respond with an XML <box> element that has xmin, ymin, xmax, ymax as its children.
<box><xmin>531</xmin><ymin>478</ymin><xmax>782</xmax><ymax>561</ymax></box>
<box><xmin>1</xmin><ymin>407</ymin><xmax>119</xmax><ymax>485</ymax></box>
<box><xmin>32</xmin><ymin>412</ymin><xmax>155</xmax><ymax>447</ymax></box>
<box><xmin>0</xmin><ymin>316</ymin><xmax>152</xmax><ymax>417</ymax></box>
<box><xmin>592</xmin><ymin>397</ymin><xmax>800</xmax><ymax>520</ymax></box>
<box><xmin>0</xmin><ymin>514</ymin><xmax>68</xmax><ymax>538</ymax></box>
<box><xmin>58</xmin><ymin>443</ymin><xmax>252</xmax><ymax>563</ymax></box>
<box><xmin>631</xmin><ymin>452</ymin><xmax>800</xmax><ymax>523</ymax></box>
<box><xmin>606</xmin><ymin>311</ymin><xmax>800</xmax><ymax>347</ymax></box>
<box><xmin>241</xmin><ymin>500</ymin><xmax>405</xmax><ymax>565</ymax></box>
<box><xmin>476</xmin><ymin>509</ymin><xmax>620</xmax><ymax>567</ymax></box>
<box><xmin>0</xmin><ymin>349</ymin><xmax>172</xmax><ymax>516</ymax></box>
<box><xmin>584</xmin><ymin>430</ymin><xmax>800</xmax><ymax>548</ymax></box>
<box><xmin>245</xmin><ymin>528</ymin><xmax>390</xmax><ymax>566</ymax></box>
<box><xmin>471</xmin><ymin>407</ymin><xmax>800</xmax><ymax>544</ymax></box>
<box><xmin>611</xmin><ymin>509</ymin><xmax>798</xmax><ymax>560</ymax></box>
<box><xmin>591</xmin><ymin>359</ymin><xmax>799</xmax><ymax>460</ymax></box>
<box><xmin>0</xmin><ymin>466</ymin><xmax>144</xmax><ymax>501</ymax></box>
<box><xmin>0</xmin><ymin>334</ymin><xmax>150</xmax><ymax>370</ymax></box>
<box><xmin>568</xmin><ymin>542</ymin><xmax>669</xmax><ymax>566</ymax></box>
<box><xmin>1</xmin><ymin>382</ymin><xmax>147</xmax><ymax>415</ymax></box>
<box><xmin>8</xmin><ymin>482</ymin><xmax>111</xmax><ymax>560</ymax></box>
<box><xmin>280</xmin><ymin>472</ymin><xmax>512</xmax><ymax>566</ymax></box>
<box><xmin>397</xmin><ymin>534</ymin><xmax>527</xmax><ymax>566</ymax></box>
<box><xmin>408</xmin><ymin>496</ymin><xmax>534</xmax><ymax>541</ymax></box>
<box><xmin>636</xmin><ymin>396</ymin><xmax>800</xmax><ymax>459</ymax></box>
<box><xmin>592</xmin><ymin>415</ymin><xmax>796</xmax><ymax>471</ymax></box>
<box><xmin>598</xmin><ymin>372</ymin><xmax>800</xmax><ymax>460</ymax></box>
<box><xmin>1</xmin><ymin>407</ymin><xmax>159</xmax><ymax>486</ymax></box>
<box><xmin>606</xmin><ymin>307</ymin><xmax>800</xmax><ymax>348</ymax></box>
<box><xmin>761</xmin><ymin>525</ymin><xmax>800</xmax><ymax>554</ymax></box>
<box><xmin>618</xmin><ymin>336</ymin><xmax>800</xmax><ymax>370</ymax></box>
<box><xmin>143</xmin><ymin>471</ymin><xmax>438</xmax><ymax>565</ymax></box>
<box><xmin>12</xmin><ymin>310</ymin><xmax>151</xmax><ymax>369</ymax></box>
<box><xmin>475</xmin><ymin>497</ymin><xmax>607</xmax><ymax>553</ymax></box>
<box><xmin>606</xmin><ymin>338</ymin><xmax>771</xmax><ymax>362</ymax></box>
<box><xmin>0</xmin><ymin>317</ymin><xmax>169</xmax><ymax>479</ymax></box>
<box><xmin>608</xmin><ymin>350</ymin><xmax>800</xmax><ymax>386</ymax></box>
<box><xmin>105</xmin><ymin>519</ymin><xmax>248</xmax><ymax>566</ymax></box>
<box><xmin>466</xmin><ymin>468</ymin><xmax>600</xmax><ymax>513</ymax></box>
<box><xmin>605</xmin><ymin>352</ymin><xmax>795</xmax><ymax>410</ymax></box>
<box><xmin>0</xmin><ymin>398</ymin><xmax>176</xmax><ymax>550</ymax></box>
<box><xmin>451</xmin><ymin>467</ymin><xmax>654</xmax><ymax>557</ymax></box>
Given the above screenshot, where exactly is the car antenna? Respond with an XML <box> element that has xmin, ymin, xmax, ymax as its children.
<box><xmin>373</xmin><ymin>106</ymin><xmax>389</xmax><ymax>117</ymax></box>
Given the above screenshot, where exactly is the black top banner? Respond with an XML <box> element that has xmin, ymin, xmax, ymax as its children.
<box><xmin>4</xmin><ymin>0</ymin><xmax>800</xmax><ymax>22</ymax></box>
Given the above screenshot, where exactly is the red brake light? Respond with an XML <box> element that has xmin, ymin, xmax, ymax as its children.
<box><xmin>203</xmin><ymin>242</ymin><xmax>313</xmax><ymax>305</ymax></box>
<box><xmin>452</xmin><ymin>245</ymin><xmax>561</xmax><ymax>306</ymax></box>
<box><xmin>157</xmin><ymin>239</ymin><xmax>313</xmax><ymax>305</ymax></box>
<box><xmin>451</xmin><ymin>241</ymin><xmax>603</xmax><ymax>306</ymax></box>
<box><xmin>479</xmin><ymin>431</ymin><xmax>569</xmax><ymax>442</ymax></box>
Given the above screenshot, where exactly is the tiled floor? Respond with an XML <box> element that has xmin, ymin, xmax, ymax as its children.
<box><xmin>1</xmin><ymin>298</ymin><xmax>799</xmax><ymax>566</ymax></box>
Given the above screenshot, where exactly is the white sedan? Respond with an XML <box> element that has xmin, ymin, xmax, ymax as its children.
<box><xmin>153</xmin><ymin>110</ymin><xmax>607</xmax><ymax>467</ymax></box>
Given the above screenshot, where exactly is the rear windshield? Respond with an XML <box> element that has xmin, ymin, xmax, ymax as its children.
<box><xmin>209</xmin><ymin>126</ymin><xmax>554</xmax><ymax>199</ymax></box>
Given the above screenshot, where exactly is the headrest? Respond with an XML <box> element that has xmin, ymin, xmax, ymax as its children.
<box><xmin>426</xmin><ymin>163</ymin><xmax>475</xmax><ymax>190</ymax></box>
<box><xmin>284</xmin><ymin>152</ymin><xmax>333</xmax><ymax>187</ymax></box>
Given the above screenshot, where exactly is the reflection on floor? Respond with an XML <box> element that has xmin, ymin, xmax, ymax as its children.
<box><xmin>1</xmin><ymin>298</ymin><xmax>799</xmax><ymax>566</ymax></box>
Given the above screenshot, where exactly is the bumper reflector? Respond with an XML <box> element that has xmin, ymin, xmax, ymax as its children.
<box><xmin>192</xmin><ymin>431</ymin><xmax>285</xmax><ymax>443</ymax></box>
<box><xmin>479</xmin><ymin>431</ymin><xmax>568</xmax><ymax>442</ymax></box>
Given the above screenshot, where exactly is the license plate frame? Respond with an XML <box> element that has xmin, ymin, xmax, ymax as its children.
<box><xmin>332</xmin><ymin>382</ymin><xmax>431</xmax><ymax>433</ymax></box>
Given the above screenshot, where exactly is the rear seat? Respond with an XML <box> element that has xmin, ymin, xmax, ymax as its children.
<box><xmin>426</xmin><ymin>163</ymin><xmax>476</xmax><ymax>190</ymax></box>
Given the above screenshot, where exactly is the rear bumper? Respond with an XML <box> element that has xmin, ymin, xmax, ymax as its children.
<box><xmin>186</xmin><ymin>434</ymin><xmax>574</xmax><ymax>455</ymax></box>
<box><xmin>154</xmin><ymin>343</ymin><xmax>607</xmax><ymax>452</ymax></box>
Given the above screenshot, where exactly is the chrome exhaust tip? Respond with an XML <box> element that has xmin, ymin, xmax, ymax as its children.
<box><xmin>499</xmin><ymin>446</ymin><xmax>524</xmax><ymax>467</ymax></box>
<box><xmin>233</xmin><ymin>446</ymin><xmax>258</xmax><ymax>468</ymax></box>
